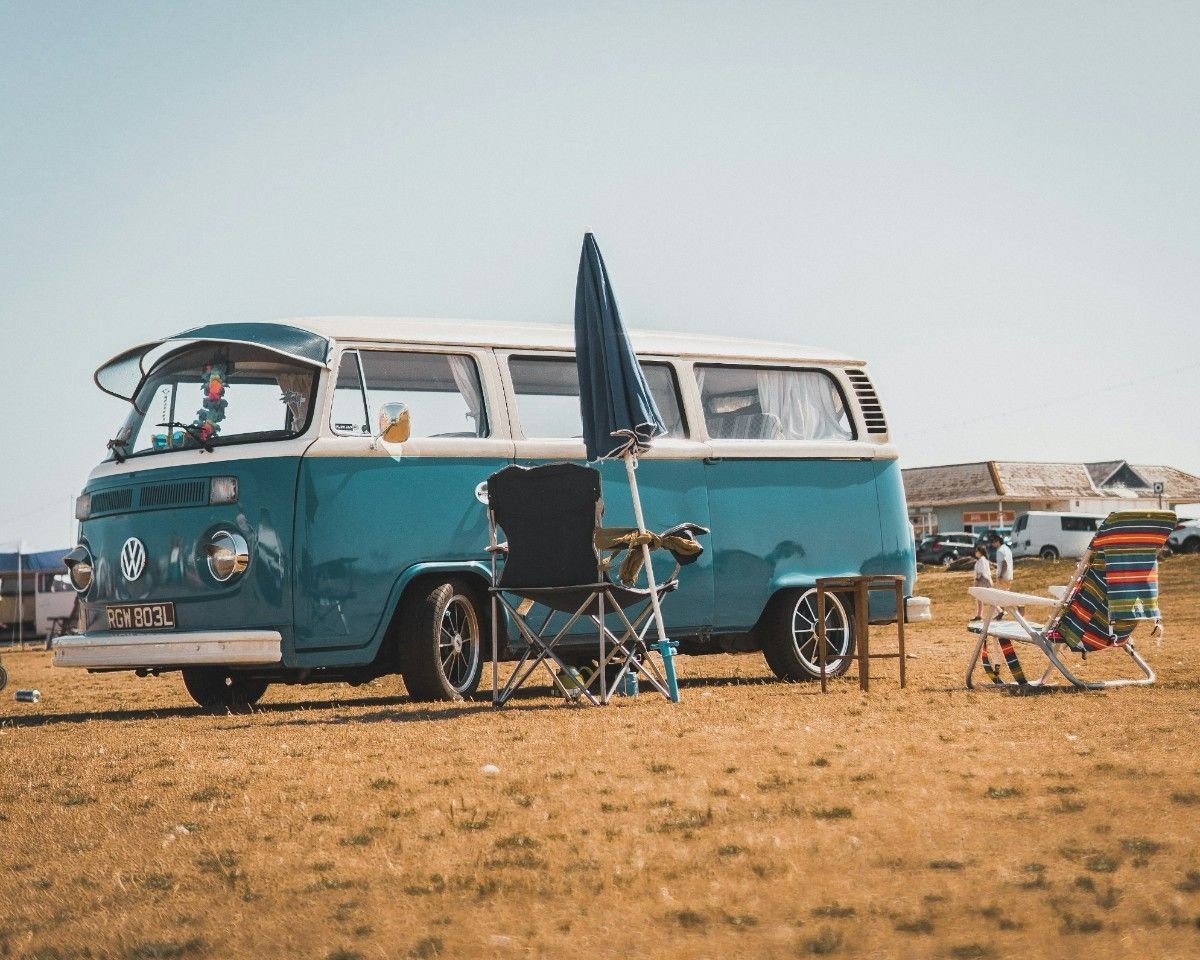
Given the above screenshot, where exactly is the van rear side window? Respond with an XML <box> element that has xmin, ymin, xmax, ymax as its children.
<box><xmin>1061</xmin><ymin>516</ymin><xmax>1099</xmax><ymax>532</ymax></box>
<box><xmin>696</xmin><ymin>365</ymin><xmax>854</xmax><ymax>441</ymax></box>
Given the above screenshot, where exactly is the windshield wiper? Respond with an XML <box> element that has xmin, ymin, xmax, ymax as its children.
<box><xmin>156</xmin><ymin>421</ymin><xmax>215</xmax><ymax>454</ymax></box>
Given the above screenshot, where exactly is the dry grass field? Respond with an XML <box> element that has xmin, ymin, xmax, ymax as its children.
<box><xmin>2</xmin><ymin>557</ymin><xmax>1198</xmax><ymax>960</ymax></box>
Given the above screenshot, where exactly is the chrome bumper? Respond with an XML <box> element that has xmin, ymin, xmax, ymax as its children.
<box><xmin>53</xmin><ymin>630</ymin><xmax>283</xmax><ymax>669</ymax></box>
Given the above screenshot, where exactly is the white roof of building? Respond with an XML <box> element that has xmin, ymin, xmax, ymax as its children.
<box><xmin>285</xmin><ymin>316</ymin><xmax>862</xmax><ymax>366</ymax></box>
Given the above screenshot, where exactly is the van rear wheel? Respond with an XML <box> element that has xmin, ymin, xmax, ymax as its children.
<box><xmin>1039</xmin><ymin>546</ymin><xmax>1059</xmax><ymax>561</ymax></box>
<box><xmin>398</xmin><ymin>579</ymin><xmax>483</xmax><ymax>702</ymax></box>
<box><xmin>182</xmin><ymin>668</ymin><xmax>268</xmax><ymax>710</ymax></box>
<box><xmin>762</xmin><ymin>587</ymin><xmax>856</xmax><ymax>681</ymax></box>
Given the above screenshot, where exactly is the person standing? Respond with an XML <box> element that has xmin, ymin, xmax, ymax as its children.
<box><xmin>971</xmin><ymin>544</ymin><xmax>993</xmax><ymax>622</ymax></box>
<box><xmin>991</xmin><ymin>533</ymin><xmax>1014</xmax><ymax>590</ymax></box>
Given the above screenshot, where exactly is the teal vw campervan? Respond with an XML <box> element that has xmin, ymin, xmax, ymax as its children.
<box><xmin>56</xmin><ymin>319</ymin><xmax>920</xmax><ymax>708</ymax></box>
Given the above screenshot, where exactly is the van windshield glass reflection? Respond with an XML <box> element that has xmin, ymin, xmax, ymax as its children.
<box><xmin>113</xmin><ymin>344</ymin><xmax>317</xmax><ymax>458</ymax></box>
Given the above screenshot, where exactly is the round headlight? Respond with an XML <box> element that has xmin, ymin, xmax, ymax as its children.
<box><xmin>205</xmin><ymin>531</ymin><xmax>249</xmax><ymax>582</ymax></box>
<box><xmin>65</xmin><ymin>545</ymin><xmax>94</xmax><ymax>593</ymax></box>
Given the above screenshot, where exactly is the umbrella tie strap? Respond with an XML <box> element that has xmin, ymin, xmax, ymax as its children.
<box><xmin>595</xmin><ymin>526</ymin><xmax>705</xmax><ymax>585</ymax></box>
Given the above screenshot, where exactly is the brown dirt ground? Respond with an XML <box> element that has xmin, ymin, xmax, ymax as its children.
<box><xmin>2</xmin><ymin>557</ymin><xmax>1199</xmax><ymax>960</ymax></box>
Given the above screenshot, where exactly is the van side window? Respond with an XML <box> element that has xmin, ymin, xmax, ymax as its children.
<box><xmin>508</xmin><ymin>357</ymin><xmax>685</xmax><ymax>439</ymax></box>
<box><xmin>696</xmin><ymin>365</ymin><xmax>854</xmax><ymax>441</ymax></box>
<box><xmin>1060</xmin><ymin>516</ymin><xmax>1099</xmax><ymax>532</ymax></box>
<box><xmin>330</xmin><ymin>351</ymin><xmax>370</xmax><ymax>435</ymax></box>
<box><xmin>359</xmin><ymin>351</ymin><xmax>489</xmax><ymax>438</ymax></box>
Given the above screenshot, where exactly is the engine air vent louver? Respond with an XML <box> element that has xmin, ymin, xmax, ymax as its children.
<box><xmin>138</xmin><ymin>479</ymin><xmax>209</xmax><ymax>509</ymax></box>
<box><xmin>845</xmin><ymin>369</ymin><xmax>888</xmax><ymax>436</ymax></box>
<box><xmin>90</xmin><ymin>488</ymin><xmax>134</xmax><ymax>515</ymax></box>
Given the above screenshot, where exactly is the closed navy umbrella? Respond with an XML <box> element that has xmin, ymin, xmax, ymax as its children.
<box><xmin>574</xmin><ymin>232</ymin><xmax>678</xmax><ymax>702</ymax></box>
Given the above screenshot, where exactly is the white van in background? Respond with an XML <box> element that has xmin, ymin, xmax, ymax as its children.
<box><xmin>1011</xmin><ymin>511</ymin><xmax>1107</xmax><ymax>560</ymax></box>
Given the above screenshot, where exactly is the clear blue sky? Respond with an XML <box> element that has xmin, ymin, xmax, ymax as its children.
<box><xmin>1</xmin><ymin>1</ymin><xmax>1196</xmax><ymax>548</ymax></box>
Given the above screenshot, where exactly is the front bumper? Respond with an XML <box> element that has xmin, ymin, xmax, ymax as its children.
<box><xmin>53</xmin><ymin>630</ymin><xmax>283</xmax><ymax>669</ymax></box>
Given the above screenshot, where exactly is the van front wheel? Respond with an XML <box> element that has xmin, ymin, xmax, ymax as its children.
<box><xmin>762</xmin><ymin>587</ymin><xmax>856</xmax><ymax>681</ymax></box>
<box><xmin>182</xmin><ymin>668</ymin><xmax>268</xmax><ymax>710</ymax></box>
<box><xmin>398</xmin><ymin>579</ymin><xmax>483</xmax><ymax>702</ymax></box>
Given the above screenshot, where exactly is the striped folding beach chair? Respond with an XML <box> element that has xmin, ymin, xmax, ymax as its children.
<box><xmin>965</xmin><ymin>511</ymin><xmax>1176</xmax><ymax>690</ymax></box>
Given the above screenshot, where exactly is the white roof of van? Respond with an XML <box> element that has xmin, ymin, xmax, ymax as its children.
<box><xmin>285</xmin><ymin>317</ymin><xmax>862</xmax><ymax>366</ymax></box>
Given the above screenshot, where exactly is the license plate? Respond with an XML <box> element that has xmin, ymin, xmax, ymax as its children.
<box><xmin>105</xmin><ymin>602</ymin><xmax>176</xmax><ymax>631</ymax></box>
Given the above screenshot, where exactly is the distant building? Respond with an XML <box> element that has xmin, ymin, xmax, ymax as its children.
<box><xmin>902</xmin><ymin>460</ymin><xmax>1200</xmax><ymax>536</ymax></box>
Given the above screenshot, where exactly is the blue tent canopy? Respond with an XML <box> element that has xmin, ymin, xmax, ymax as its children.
<box><xmin>0</xmin><ymin>550</ymin><xmax>69</xmax><ymax>574</ymax></box>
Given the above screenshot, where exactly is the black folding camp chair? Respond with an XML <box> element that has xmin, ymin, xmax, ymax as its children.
<box><xmin>486</xmin><ymin>462</ymin><xmax>706</xmax><ymax>706</ymax></box>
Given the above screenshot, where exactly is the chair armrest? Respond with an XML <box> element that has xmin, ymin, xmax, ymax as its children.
<box><xmin>968</xmin><ymin>586</ymin><xmax>1059</xmax><ymax>608</ymax></box>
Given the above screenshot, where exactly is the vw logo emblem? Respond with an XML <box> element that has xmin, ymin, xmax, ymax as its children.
<box><xmin>120</xmin><ymin>537</ymin><xmax>147</xmax><ymax>582</ymax></box>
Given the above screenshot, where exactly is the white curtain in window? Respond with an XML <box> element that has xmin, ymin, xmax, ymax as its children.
<box><xmin>446</xmin><ymin>355</ymin><xmax>486</xmax><ymax>437</ymax></box>
<box><xmin>276</xmin><ymin>373</ymin><xmax>311</xmax><ymax>427</ymax></box>
<box><xmin>755</xmin><ymin>370</ymin><xmax>850</xmax><ymax>441</ymax></box>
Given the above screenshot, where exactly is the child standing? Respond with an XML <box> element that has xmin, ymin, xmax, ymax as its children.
<box><xmin>971</xmin><ymin>544</ymin><xmax>993</xmax><ymax>621</ymax></box>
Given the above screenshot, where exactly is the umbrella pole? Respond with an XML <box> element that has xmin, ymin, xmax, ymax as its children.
<box><xmin>624</xmin><ymin>454</ymin><xmax>679</xmax><ymax>703</ymax></box>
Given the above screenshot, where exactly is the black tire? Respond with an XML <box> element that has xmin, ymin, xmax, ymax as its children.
<box><xmin>0</xmin><ymin>662</ymin><xmax>7</xmax><ymax>693</ymax></box>
<box><xmin>762</xmin><ymin>587</ymin><xmax>856</xmax><ymax>681</ymax></box>
<box><xmin>1039</xmin><ymin>546</ymin><xmax>1059</xmax><ymax>561</ymax></box>
<box><xmin>1184</xmin><ymin>537</ymin><xmax>1200</xmax><ymax>555</ymax></box>
<box><xmin>182</xmin><ymin>667</ymin><xmax>268</xmax><ymax>710</ymax></box>
<box><xmin>398</xmin><ymin>578</ymin><xmax>483</xmax><ymax>702</ymax></box>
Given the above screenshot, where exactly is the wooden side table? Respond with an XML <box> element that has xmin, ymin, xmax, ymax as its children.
<box><xmin>814</xmin><ymin>575</ymin><xmax>907</xmax><ymax>692</ymax></box>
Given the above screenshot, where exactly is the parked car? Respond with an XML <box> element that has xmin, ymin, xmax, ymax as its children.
<box><xmin>1168</xmin><ymin>519</ymin><xmax>1200</xmax><ymax>554</ymax></box>
<box><xmin>917</xmin><ymin>533</ymin><xmax>978</xmax><ymax>567</ymax></box>
<box><xmin>1011</xmin><ymin>511</ymin><xmax>1107</xmax><ymax>560</ymax></box>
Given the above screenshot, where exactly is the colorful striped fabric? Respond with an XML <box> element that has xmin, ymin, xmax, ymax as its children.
<box><xmin>1051</xmin><ymin>511</ymin><xmax>1176</xmax><ymax>652</ymax></box>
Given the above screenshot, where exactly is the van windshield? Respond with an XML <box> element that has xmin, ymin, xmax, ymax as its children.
<box><xmin>110</xmin><ymin>344</ymin><xmax>318</xmax><ymax>459</ymax></box>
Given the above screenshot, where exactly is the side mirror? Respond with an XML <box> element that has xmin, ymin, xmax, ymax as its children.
<box><xmin>377</xmin><ymin>402</ymin><xmax>411</xmax><ymax>445</ymax></box>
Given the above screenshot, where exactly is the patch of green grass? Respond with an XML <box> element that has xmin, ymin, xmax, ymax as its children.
<box><xmin>370</xmin><ymin>777</ymin><xmax>396</xmax><ymax>790</ymax></box>
<box><xmin>55</xmin><ymin>790</ymin><xmax>96</xmax><ymax>807</ymax></box>
<box><xmin>801</xmin><ymin>927</ymin><xmax>843</xmax><ymax>955</ymax></box>
<box><xmin>757</xmin><ymin>772</ymin><xmax>794</xmax><ymax>792</ymax></box>
<box><xmin>409</xmin><ymin>935</ymin><xmax>443</xmax><ymax>958</ymax></box>
<box><xmin>327</xmin><ymin>950</ymin><xmax>364</xmax><ymax>960</ymax></box>
<box><xmin>310</xmin><ymin>812</ymin><xmax>333</xmax><ymax>823</ymax></box>
<box><xmin>141</xmin><ymin>873</ymin><xmax>174</xmax><ymax>891</ymax></box>
<box><xmin>948</xmin><ymin>946</ymin><xmax>992</xmax><ymax>960</ymax></box>
<box><xmin>188</xmin><ymin>786</ymin><xmax>223</xmax><ymax>803</ymax></box>
<box><xmin>849</xmin><ymin>772</ymin><xmax>875</xmax><ymax>783</ymax></box>
<box><xmin>305</xmin><ymin>875</ymin><xmax>356</xmax><ymax>892</ymax></box>
<box><xmin>673</xmin><ymin>909</ymin><xmax>705</xmax><ymax>929</ymax></box>
<box><xmin>717</xmin><ymin>844</ymin><xmax>745</xmax><ymax>857</ymax></box>
<box><xmin>811</xmin><ymin>902</ymin><xmax>855</xmax><ymax>918</ymax></box>
<box><xmin>1175</xmin><ymin>870</ymin><xmax>1200</xmax><ymax>893</ymax></box>
<box><xmin>1084</xmin><ymin>854</ymin><xmax>1119</xmax><ymax>873</ymax></box>
<box><xmin>895</xmin><ymin>917</ymin><xmax>934</xmax><ymax>934</ymax></box>
<box><xmin>811</xmin><ymin>757</ymin><xmax>830</xmax><ymax>768</ymax></box>
<box><xmin>340</xmin><ymin>833</ymin><xmax>374</xmax><ymax>847</ymax></box>
<box><xmin>928</xmin><ymin>859</ymin><xmax>965</xmax><ymax>870</ymax></box>
<box><xmin>1170</xmin><ymin>792</ymin><xmax>1199</xmax><ymax>806</ymax></box>
<box><xmin>1120</xmin><ymin>837</ymin><xmax>1162</xmax><ymax>856</ymax></box>
<box><xmin>811</xmin><ymin>806</ymin><xmax>852</xmax><ymax>820</ymax></box>
<box><xmin>494</xmin><ymin>833</ymin><xmax>539</xmax><ymax>850</ymax></box>
<box><xmin>648</xmin><ymin>762</ymin><xmax>675</xmax><ymax>774</ymax></box>
<box><xmin>985</xmin><ymin>786</ymin><xmax>1020</xmax><ymax>800</ymax></box>
<box><xmin>123</xmin><ymin>938</ymin><xmax>205</xmax><ymax>960</ymax></box>
<box><xmin>722</xmin><ymin>911</ymin><xmax>757</xmax><ymax>928</ymax></box>
<box><xmin>656</xmin><ymin>807</ymin><xmax>713</xmax><ymax>833</ymax></box>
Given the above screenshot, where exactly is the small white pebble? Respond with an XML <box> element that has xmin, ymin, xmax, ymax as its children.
<box><xmin>480</xmin><ymin>764</ymin><xmax>501</xmax><ymax>775</ymax></box>
<box><xmin>174</xmin><ymin>825</ymin><xmax>190</xmax><ymax>835</ymax></box>
<box><xmin>1065</xmin><ymin>734</ymin><xmax>1078</xmax><ymax>742</ymax></box>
